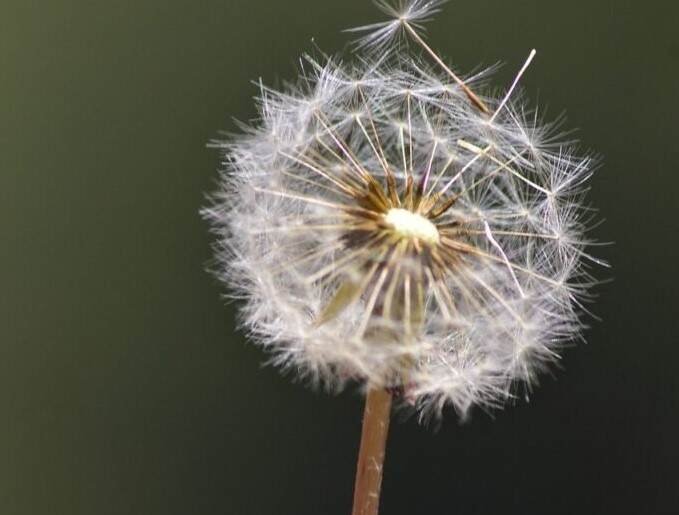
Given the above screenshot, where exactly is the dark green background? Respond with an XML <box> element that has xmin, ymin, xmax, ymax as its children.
<box><xmin>2</xmin><ymin>1</ymin><xmax>678</xmax><ymax>513</ymax></box>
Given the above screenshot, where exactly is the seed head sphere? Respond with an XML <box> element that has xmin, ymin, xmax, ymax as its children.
<box><xmin>203</xmin><ymin>0</ymin><xmax>602</xmax><ymax>420</ymax></box>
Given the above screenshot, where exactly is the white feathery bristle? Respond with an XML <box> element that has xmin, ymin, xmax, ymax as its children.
<box><xmin>203</xmin><ymin>0</ymin><xmax>604</xmax><ymax>421</ymax></box>
<box><xmin>347</xmin><ymin>0</ymin><xmax>447</xmax><ymax>52</ymax></box>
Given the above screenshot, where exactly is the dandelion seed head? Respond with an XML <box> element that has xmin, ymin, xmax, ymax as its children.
<box><xmin>203</xmin><ymin>0</ymin><xmax>603</xmax><ymax>421</ymax></box>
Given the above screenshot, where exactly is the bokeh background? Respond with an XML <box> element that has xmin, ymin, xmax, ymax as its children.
<box><xmin>2</xmin><ymin>1</ymin><xmax>678</xmax><ymax>513</ymax></box>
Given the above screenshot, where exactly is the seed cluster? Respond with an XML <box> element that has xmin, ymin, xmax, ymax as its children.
<box><xmin>204</xmin><ymin>0</ymin><xmax>601</xmax><ymax>420</ymax></box>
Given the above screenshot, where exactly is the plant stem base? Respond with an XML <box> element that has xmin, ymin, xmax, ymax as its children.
<box><xmin>351</xmin><ymin>388</ymin><xmax>392</xmax><ymax>515</ymax></box>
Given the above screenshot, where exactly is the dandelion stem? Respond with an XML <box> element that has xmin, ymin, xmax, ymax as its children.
<box><xmin>351</xmin><ymin>388</ymin><xmax>392</xmax><ymax>515</ymax></box>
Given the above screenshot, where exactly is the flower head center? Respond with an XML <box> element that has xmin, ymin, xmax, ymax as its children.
<box><xmin>384</xmin><ymin>208</ymin><xmax>439</xmax><ymax>244</ymax></box>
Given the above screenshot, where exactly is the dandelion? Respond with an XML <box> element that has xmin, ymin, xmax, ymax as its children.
<box><xmin>203</xmin><ymin>1</ymin><xmax>602</xmax><ymax>513</ymax></box>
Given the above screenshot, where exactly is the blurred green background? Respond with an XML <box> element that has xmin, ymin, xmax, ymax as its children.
<box><xmin>2</xmin><ymin>1</ymin><xmax>678</xmax><ymax>513</ymax></box>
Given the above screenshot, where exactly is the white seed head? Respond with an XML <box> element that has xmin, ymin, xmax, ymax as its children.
<box><xmin>203</xmin><ymin>0</ymin><xmax>603</xmax><ymax>421</ymax></box>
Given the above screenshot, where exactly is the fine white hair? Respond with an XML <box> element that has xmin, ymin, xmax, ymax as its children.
<box><xmin>203</xmin><ymin>0</ymin><xmax>603</xmax><ymax>421</ymax></box>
